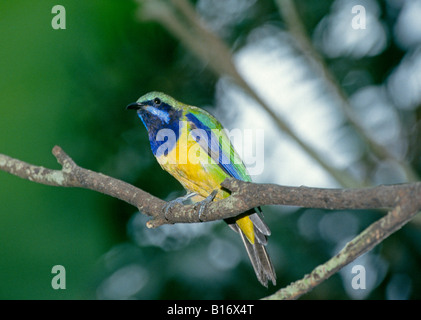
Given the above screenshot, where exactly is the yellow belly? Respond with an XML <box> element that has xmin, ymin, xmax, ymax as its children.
<box><xmin>156</xmin><ymin>137</ymin><xmax>228</xmax><ymax>199</ymax></box>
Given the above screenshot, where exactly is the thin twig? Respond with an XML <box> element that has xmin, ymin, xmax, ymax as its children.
<box><xmin>263</xmin><ymin>191</ymin><xmax>420</xmax><ymax>299</ymax></box>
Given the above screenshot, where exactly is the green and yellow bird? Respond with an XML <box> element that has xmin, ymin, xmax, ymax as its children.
<box><xmin>127</xmin><ymin>92</ymin><xmax>276</xmax><ymax>287</ymax></box>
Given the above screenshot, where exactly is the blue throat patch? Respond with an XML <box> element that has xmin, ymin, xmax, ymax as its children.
<box><xmin>137</xmin><ymin>103</ymin><xmax>182</xmax><ymax>157</ymax></box>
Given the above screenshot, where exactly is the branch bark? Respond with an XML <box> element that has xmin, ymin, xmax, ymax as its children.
<box><xmin>1</xmin><ymin>146</ymin><xmax>420</xmax><ymax>299</ymax></box>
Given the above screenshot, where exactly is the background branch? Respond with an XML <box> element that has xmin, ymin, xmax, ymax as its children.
<box><xmin>1</xmin><ymin>147</ymin><xmax>420</xmax><ymax>299</ymax></box>
<box><xmin>264</xmin><ymin>196</ymin><xmax>420</xmax><ymax>299</ymax></box>
<box><xmin>275</xmin><ymin>0</ymin><xmax>419</xmax><ymax>182</ymax></box>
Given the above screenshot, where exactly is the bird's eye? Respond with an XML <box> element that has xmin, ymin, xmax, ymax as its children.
<box><xmin>154</xmin><ymin>98</ymin><xmax>161</xmax><ymax>106</ymax></box>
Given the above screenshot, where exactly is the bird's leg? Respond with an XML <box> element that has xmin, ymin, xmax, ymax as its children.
<box><xmin>163</xmin><ymin>192</ymin><xmax>198</xmax><ymax>218</ymax></box>
<box><xmin>196</xmin><ymin>190</ymin><xmax>218</xmax><ymax>221</ymax></box>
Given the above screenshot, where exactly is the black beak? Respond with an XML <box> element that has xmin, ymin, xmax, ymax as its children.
<box><xmin>126</xmin><ymin>102</ymin><xmax>143</xmax><ymax>110</ymax></box>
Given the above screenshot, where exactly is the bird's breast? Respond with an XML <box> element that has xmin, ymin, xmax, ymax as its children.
<box><xmin>156</xmin><ymin>131</ymin><xmax>229</xmax><ymax>199</ymax></box>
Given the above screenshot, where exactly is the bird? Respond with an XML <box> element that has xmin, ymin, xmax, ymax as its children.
<box><xmin>127</xmin><ymin>91</ymin><xmax>276</xmax><ymax>287</ymax></box>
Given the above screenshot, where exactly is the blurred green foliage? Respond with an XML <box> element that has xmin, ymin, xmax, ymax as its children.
<box><xmin>0</xmin><ymin>0</ymin><xmax>420</xmax><ymax>299</ymax></box>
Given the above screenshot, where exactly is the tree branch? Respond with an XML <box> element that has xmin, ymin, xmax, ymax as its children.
<box><xmin>2</xmin><ymin>146</ymin><xmax>419</xmax><ymax>225</ymax></box>
<box><xmin>1</xmin><ymin>146</ymin><xmax>420</xmax><ymax>299</ymax></box>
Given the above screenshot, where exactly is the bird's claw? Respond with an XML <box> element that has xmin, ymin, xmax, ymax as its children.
<box><xmin>163</xmin><ymin>199</ymin><xmax>183</xmax><ymax>219</ymax></box>
<box><xmin>163</xmin><ymin>192</ymin><xmax>197</xmax><ymax>219</ymax></box>
<box><xmin>196</xmin><ymin>190</ymin><xmax>218</xmax><ymax>221</ymax></box>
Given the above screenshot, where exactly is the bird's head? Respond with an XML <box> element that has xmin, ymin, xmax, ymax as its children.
<box><xmin>127</xmin><ymin>92</ymin><xmax>185</xmax><ymax>156</ymax></box>
<box><xmin>127</xmin><ymin>91</ymin><xmax>183</xmax><ymax>134</ymax></box>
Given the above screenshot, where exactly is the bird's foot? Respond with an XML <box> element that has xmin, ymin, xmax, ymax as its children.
<box><xmin>163</xmin><ymin>192</ymin><xmax>197</xmax><ymax>219</ymax></box>
<box><xmin>196</xmin><ymin>190</ymin><xmax>218</xmax><ymax>221</ymax></box>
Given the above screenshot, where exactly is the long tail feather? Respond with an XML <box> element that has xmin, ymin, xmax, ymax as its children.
<box><xmin>238</xmin><ymin>227</ymin><xmax>276</xmax><ymax>287</ymax></box>
<box><xmin>227</xmin><ymin>211</ymin><xmax>276</xmax><ymax>287</ymax></box>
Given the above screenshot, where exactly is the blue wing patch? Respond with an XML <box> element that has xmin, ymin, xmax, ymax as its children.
<box><xmin>185</xmin><ymin>112</ymin><xmax>244</xmax><ymax>181</ymax></box>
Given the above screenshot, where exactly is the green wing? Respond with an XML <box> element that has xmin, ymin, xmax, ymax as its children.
<box><xmin>184</xmin><ymin>106</ymin><xmax>251</xmax><ymax>182</ymax></box>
